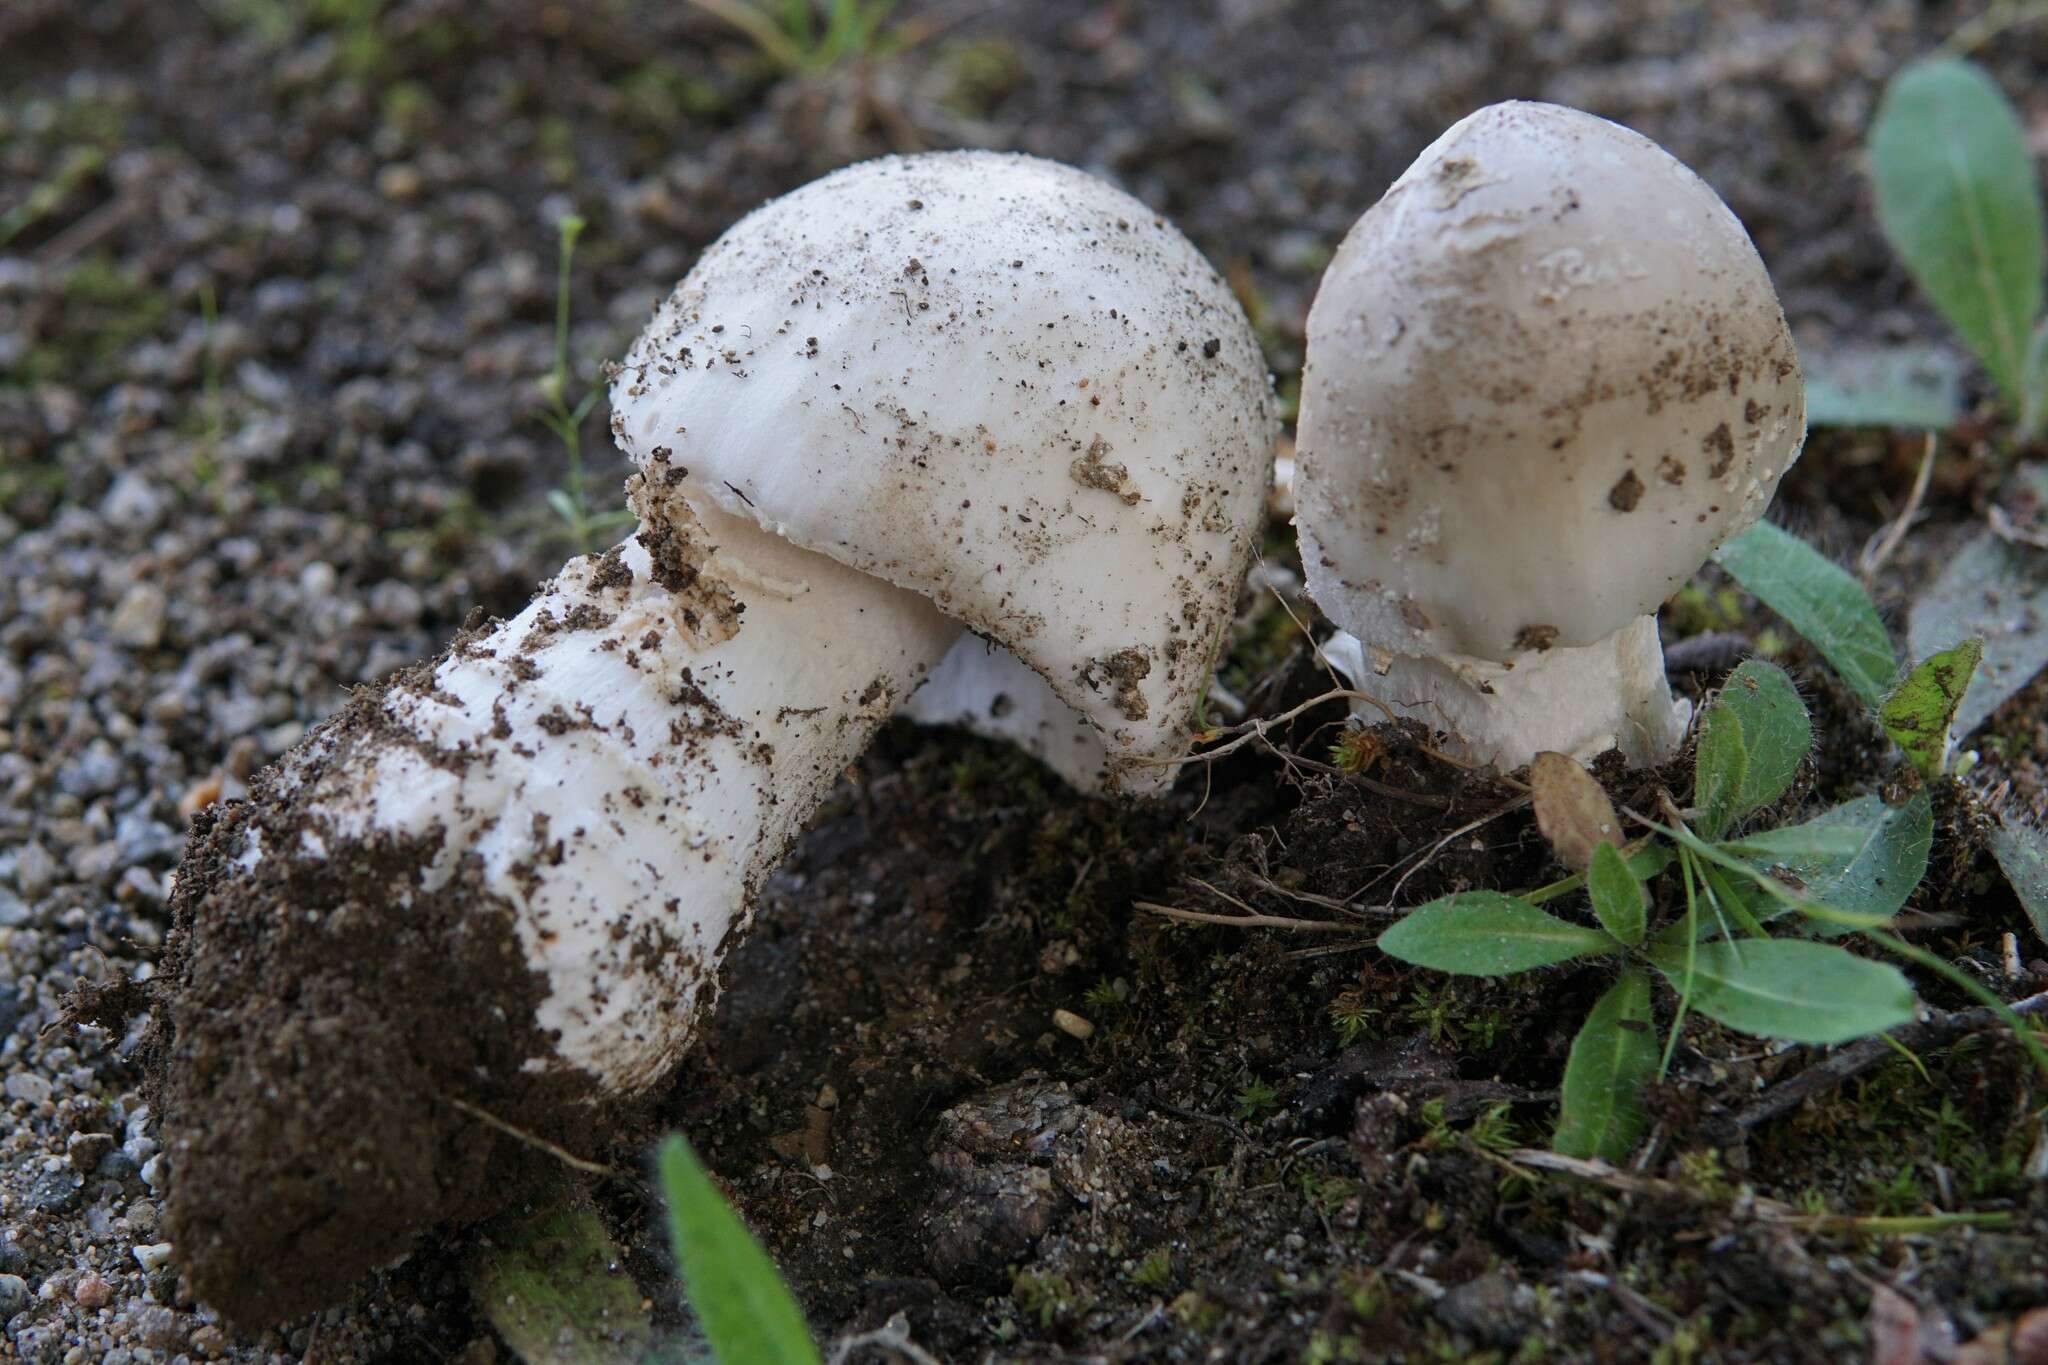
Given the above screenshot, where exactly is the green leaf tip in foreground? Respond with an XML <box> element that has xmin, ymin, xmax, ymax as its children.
<box><xmin>1376</xmin><ymin>892</ymin><xmax>1620</xmax><ymax>976</ymax></box>
<box><xmin>466</xmin><ymin>1191</ymin><xmax>654</xmax><ymax>1365</ymax></box>
<box><xmin>1712</xmin><ymin>522</ymin><xmax>1898</xmax><ymax>710</ymax></box>
<box><xmin>1989</xmin><ymin>816</ymin><xmax>2048</xmax><ymax>948</ymax></box>
<box><xmin>1586</xmin><ymin>841</ymin><xmax>1646</xmax><ymax>947</ymax></box>
<box><xmin>1880</xmin><ymin>638</ymin><xmax>1983</xmax><ymax>780</ymax></box>
<box><xmin>1693</xmin><ymin>659</ymin><xmax>1811</xmax><ymax>838</ymax></box>
<box><xmin>1553</xmin><ymin>970</ymin><xmax>1657</xmax><ymax>1162</ymax></box>
<box><xmin>1644</xmin><ymin>939</ymin><xmax>1916</xmax><ymax>1045</ymax></box>
<box><xmin>658</xmin><ymin>1136</ymin><xmax>821</xmax><ymax>1365</ymax></box>
<box><xmin>1869</xmin><ymin>56</ymin><xmax>2044</xmax><ymax>412</ymax></box>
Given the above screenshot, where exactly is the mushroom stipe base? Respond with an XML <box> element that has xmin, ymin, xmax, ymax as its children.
<box><xmin>141</xmin><ymin>661</ymin><xmax>647</xmax><ymax>1328</ymax></box>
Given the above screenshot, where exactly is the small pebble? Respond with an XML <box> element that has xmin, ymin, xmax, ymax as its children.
<box><xmin>73</xmin><ymin>1272</ymin><xmax>111</xmax><ymax>1310</ymax></box>
<box><xmin>0</xmin><ymin>1272</ymin><xmax>26</xmax><ymax>1315</ymax></box>
<box><xmin>5</xmin><ymin>1071</ymin><xmax>52</xmax><ymax>1105</ymax></box>
<box><xmin>1052</xmin><ymin>1008</ymin><xmax>1096</xmax><ymax>1040</ymax></box>
<box><xmin>67</xmin><ymin>1132</ymin><xmax>115</xmax><ymax>1174</ymax></box>
<box><xmin>106</xmin><ymin>583</ymin><xmax>168</xmax><ymax>649</ymax></box>
<box><xmin>134</xmin><ymin>1241</ymin><xmax>174</xmax><ymax>1272</ymax></box>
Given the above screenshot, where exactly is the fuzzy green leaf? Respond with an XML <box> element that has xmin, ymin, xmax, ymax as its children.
<box><xmin>1587</xmin><ymin>841</ymin><xmax>1646</xmax><ymax>948</ymax></box>
<box><xmin>466</xmin><ymin>1191</ymin><xmax>654</xmax><ymax>1365</ymax></box>
<box><xmin>1644</xmin><ymin>939</ymin><xmax>1917</xmax><ymax>1044</ymax></box>
<box><xmin>1693</xmin><ymin>660</ymin><xmax>1811</xmax><ymax>837</ymax></box>
<box><xmin>1728</xmin><ymin>791</ymin><xmax>1934</xmax><ymax>932</ymax></box>
<box><xmin>1804</xmin><ymin>345</ymin><xmax>1964</xmax><ymax>430</ymax></box>
<box><xmin>1377</xmin><ymin>893</ymin><xmax>1620</xmax><ymax>976</ymax></box>
<box><xmin>1713</xmin><ymin>522</ymin><xmax>1898</xmax><ymax>709</ymax></box>
<box><xmin>1869</xmin><ymin>57</ymin><xmax>2045</xmax><ymax>410</ymax></box>
<box><xmin>658</xmin><ymin>1136</ymin><xmax>820</xmax><ymax>1365</ymax></box>
<box><xmin>1989</xmin><ymin>816</ymin><xmax>2048</xmax><ymax>948</ymax></box>
<box><xmin>1907</xmin><ymin>517</ymin><xmax>2048</xmax><ymax>739</ymax></box>
<box><xmin>1553</xmin><ymin>971</ymin><xmax>1658</xmax><ymax>1162</ymax></box>
<box><xmin>1880</xmin><ymin>639</ymin><xmax>1984</xmax><ymax>779</ymax></box>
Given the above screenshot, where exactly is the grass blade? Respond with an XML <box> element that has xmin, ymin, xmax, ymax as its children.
<box><xmin>658</xmin><ymin>1136</ymin><xmax>820</xmax><ymax>1365</ymax></box>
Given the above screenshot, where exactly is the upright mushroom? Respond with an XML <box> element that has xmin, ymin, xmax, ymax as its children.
<box><xmin>1295</xmin><ymin>102</ymin><xmax>1804</xmax><ymax>769</ymax></box>
<box><xmin>148</xmin><ymin>150</ymin><xmax>1276</xmax><ymax>1325</ymax></box>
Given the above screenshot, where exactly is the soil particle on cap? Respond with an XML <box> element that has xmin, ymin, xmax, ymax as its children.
<box><xmin>1512</xmin><ymin>623</ymin><xmax>1560</xmax><ymax>652</ymax></box>
<box><xmin>1703</xmin><ymin>421</ymin><xmax>1737</xmax><ymax>478</ymax></box>
<box><xmin>1607</xmin><ymin>467</ymin><xmax>1645</xmax><ymax>511</ymax></box>
<box><xmin>1078</xmin><ymin>646</ymin><xmax>1153</xmax><ymax>721</ymax></box>
<box><xmin>1068</xmin><ymin>436</ymin><xmax>1141</xmax><ymax>506</ymax></box>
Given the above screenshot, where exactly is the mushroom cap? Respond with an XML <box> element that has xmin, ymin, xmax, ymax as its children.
<box><xmin>1295</xmin><ymin>101</ymin><xmax>1804</xmax><ymax>663</ymax></box>
<box><xmin>610</xmin><ymin>151</ymin><xmax>1276</xmax><ymax>792</ymax></box>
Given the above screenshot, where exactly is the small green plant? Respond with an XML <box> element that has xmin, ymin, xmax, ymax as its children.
<box><xmin>1234</xmin><ymin>1078</ymin><xmax>1281</xmax><ymax>1122</ymax></box>
<box><xmin>0</xmin><ymin>145</ymin><xmax>104</xmax><ymax>252</ymax></box>
<box><xmin>659</xmin><ymin>1134</ymin><xmax>822</xmax><ymax>1364</ymax></box>
<box><xmin>538</xmin><ymin>216</ymin><xmax>635</xmax><ymax>555</ymax></box>
<box><xmin>690</xmin><ymin>0</ymin><xmax>902</xmax><ymax>77</ymax></box>
<box><xmin>1378</xmin><ymin>521</ymin><xmax>2043</xmax><ymax>1164</ymax></box>
<box><xmin>1863</xmin><ymin>55</ymin><xmax>2046</xmax><ymax>433</ymax></box>
<box><xmin>1128</xmin><ymin>1248</ymin><xmax>1174</xmax><ymax>1291</ymax></box>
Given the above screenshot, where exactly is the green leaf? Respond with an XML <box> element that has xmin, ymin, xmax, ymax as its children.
<box><xmin>1691</xmin><ymin>701</ymin><xmax>1749</xmax><ymax>841</ymax></box>
<box><xmin>1693</xmin><ymin>660</ymin><xmax>1811</xmax><ymax>837</ymax></box>
<box><xmin>547</xmin><ymin>488</ymin><xmax>582</xmax><ymax>526</ymax></box>
<box><xmin>1804</xmin><ymin>345</ymin><xmax>1965</xmax><ymax>430</ymax></box>
<box><xmin>1377</xmin><ymin>892</ymin><xmax>1620</xmax><ymax>976</ymax></box>
<box><xmin>1713</xmin><ymin>522</ymin><xmax>1898</xmax><ymax>709</ymax></box>
<box><xmin>1586</xmin><ymin>841</ymin><xmax>1645</xmax><ymax>947</ymax></box>
<box><xmin>1553</xmin><ymin>971</ymin><xmax>1658</xmax><ymax>1162</ymax></box>
<box><xmin>1989</xmin><ymin>816</ymin><xmax>2048</xmax><ymax>948</ymax></box>
<box><xmin>1724</xmin><ymin>792</ymin><xmax>1933</xmax><ymax>931</ymax></box>
<box><xmin>1644</xmin><ymin>939</ymin><xmax>1917</xmax><ymax>1044</ymax></box>
<box><xmin>1880</xmin><ymin>639</ymin><xmax>1984</xmax><ymax>779</ymax></box>
<box><xmin>658</xmin><ymin>1136</ymin><xmax>820</xmax><ymax>1365</ymax></box>
<box><xmin>1907</xmin><ymin>516</ymin><xmax>2048</xmax><ymax>738</ymax></box>
<box><xmin>1869</xmin><ymin>57</ymin><xmax>2045</xmax><ymax>411</ymax></box>
<box><xmin>466</xmin><ymin>1191</ymin><xmax>655</xmax><ymax>1365</ymax></box>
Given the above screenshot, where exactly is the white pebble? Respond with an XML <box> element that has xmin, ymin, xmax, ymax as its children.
<box><xmin>133</xmin><ymin>1241</ymin><xmax>174</xmax><ymax>1273</ymax></box>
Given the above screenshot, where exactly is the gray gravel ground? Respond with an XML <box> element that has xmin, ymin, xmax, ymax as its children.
<box><xmin>1</xmin><ymin>0</ymin><xmax>2039</xmax><ymax>1360</ymax></box>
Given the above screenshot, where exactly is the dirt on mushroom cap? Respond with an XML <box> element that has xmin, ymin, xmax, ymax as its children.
<box><xmin>610</xmin><ymin>151</ymin><xmax>1278</xmax><ymax>787</ymax></box>
<box><xmin>1295</xmin><ymin>102</ymin><xmax>1805</xmax><ymax>664</ymax></box>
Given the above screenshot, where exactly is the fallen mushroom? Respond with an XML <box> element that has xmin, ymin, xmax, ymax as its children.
<box><xmin>145</xmin><ymin>149</ymin><xmax>1276</xmax><ymax>1326</ymax></box>
<box><xmin>1295</xmin><ymin>102</ymin><xmax>1805</xmax><ymax>769</ymax></box>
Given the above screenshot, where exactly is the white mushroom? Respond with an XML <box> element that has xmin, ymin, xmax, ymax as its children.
<box><xmin>1294</xmin><ymin>102</ymin><xmax>1805</xmax><ymax>769</ymax></box>
<box><xmin>149</xmin><ymin>149</ymin><xmax>1275</xmax><ymax>1326</ymax></box>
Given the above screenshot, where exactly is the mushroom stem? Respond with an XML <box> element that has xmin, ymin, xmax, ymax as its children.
<box><xmin>150</xmin><ymin>479</ymin><xmax>957</xmax><ymax>1325</ymax></box>
<box><xmin>1320</xmin><ymin>616</ymin><xmax>1688</xmax><ymax>770</ymax></box>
